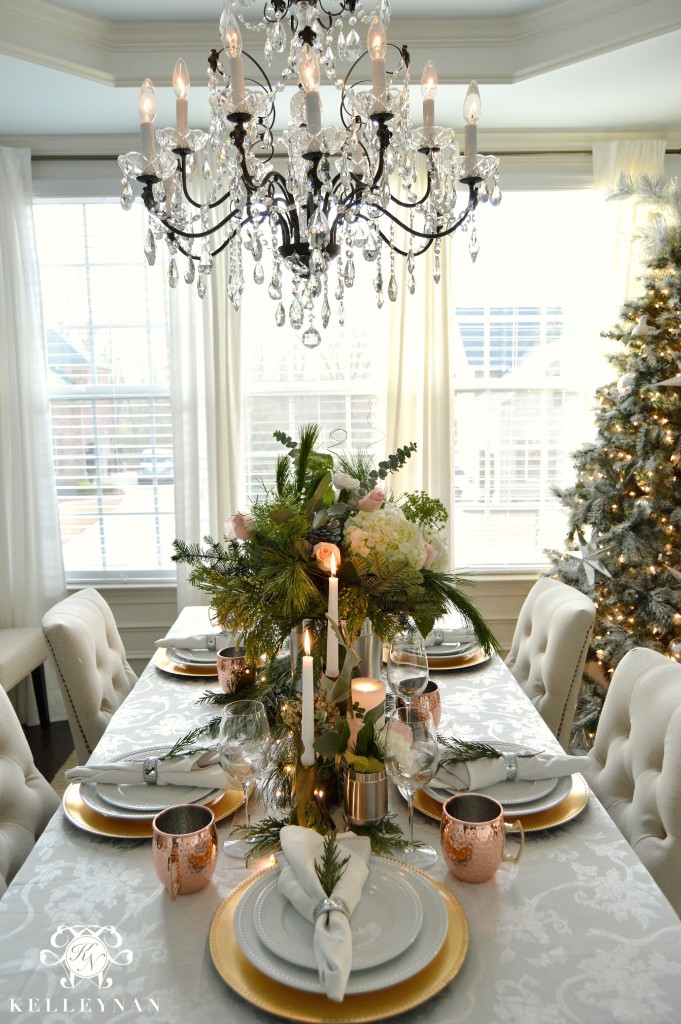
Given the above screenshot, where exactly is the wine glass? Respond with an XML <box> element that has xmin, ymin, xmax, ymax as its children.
<box><xmin>384</xmin><ymin>706</ymin><xmax>439</xmax><ymax>867</ymax></box>
<box><xmin>218</xmin><ymin>699</ymin><xmax>271</xmax><ymax>858</ymax></box>
<box><xmin>386</xmin><ymin>628</ymin><xmax>429</xmax><ymax>705</ymax></box>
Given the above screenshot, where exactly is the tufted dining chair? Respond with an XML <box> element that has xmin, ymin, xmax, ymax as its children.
<box><xmin>42</xmin><ymin>589</ymin><xmax>138</xmax><ymax>764</ymax></box>
<box><xmin>583</xmin><ymin>647</ymin><xmax>681</xmax><ymax>916</ymax></box>
<box><xmin>505</xmin><ymin>576</ymin><xmax>596</xmax><ymax>751</ymax></box>
<box><xmin>0</xmin><ymin>686</ymin><xmax>60</xmax><ymax>897</ymax></box>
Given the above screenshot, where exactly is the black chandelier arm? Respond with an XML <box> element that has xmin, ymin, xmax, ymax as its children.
<box><xmin>387</xmin><ymin>169</ymin><xmax>434</xmax><ymax>210</ymax></box>
<box><xmin>158</xmin><ymin>203</ymin><xmax>243</xmax><ymax>244</ymax></box>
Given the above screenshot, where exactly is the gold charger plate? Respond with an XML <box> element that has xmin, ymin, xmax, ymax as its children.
<box><xmin>413</xmin><ymin>773</ymin><xmax>589</xmax><ymax>832</ymax></box>
<box><xmin>210</xmin><ymin>864</ymin><xmax>468</xmax><ymax>1023</ymax></box>
<box><xmin>62</xmin><ymin>783</ymin><xmax>244</xmax><ymax>839</ymax></box>
<box><xmin>427</xmin><ymin>647</ymin><xmax>490</xmax><ymax>671</ymax></box>
<box><xmin>153</xmin><ymin>648</ymin><xmax>218</xmax><ymax>678</ymax></box>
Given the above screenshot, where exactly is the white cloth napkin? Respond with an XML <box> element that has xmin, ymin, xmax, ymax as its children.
<box><xmin>431</xmin><ymin>746</ymin><xmax>591</xmax><ymax>800</ymax></box>
<box><xmin>153</xmin><ymin>632</ymin><xmax>232</xmax><ymax>650</ymax></box>
<box><xmin>65</xmin><ymin>749</ymin><xmax>231</xmax><ymax>790</ymax></box>
<box><xmin>278</xmin><ymin>826</ymin><xmax>371</xmax><ymax>1002</ymax></box>
<box><xmin>424</xmin><ymin>627</ymin><xmax>477</xmax><ymax>647</ymax></box>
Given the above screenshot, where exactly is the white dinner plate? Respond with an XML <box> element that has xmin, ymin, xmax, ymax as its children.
<box><xmin>79</xmin><ymin>782</ymin><xmax>223</xmax><ymax>820</ymax></box>
<box><xmin>479</xmin><ymin>776</ymin><xmax>558</xmax><ymax>805</ymax></box>
<box><xmin>166</xmin><ymin>646</ymin><xmax>219</xmax><ymax>666</ymax></box>
<box><xmin>427</xmin><ymin>773</ymin><xmax>572</xmax><ymax>817</ymax></box>
<box><xmin>254</xmin><ymin>860</ymin><xmax>423</xmax><ymax>971</ymax></box>
<box><xmin>233</xmin><ymin>858</ymin><xmax>448</xmax><ymax>995</ymax></box>
<box><xmin>96</xmin><ymin>781</ymin><xmax>217</xmax><ymax>813</ymax></box>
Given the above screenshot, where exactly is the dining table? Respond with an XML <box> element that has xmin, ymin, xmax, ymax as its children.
<box><xmin>1</xmin><ymin>605</ymin><xmax>680</xmax><ymax>1024</ymax></box>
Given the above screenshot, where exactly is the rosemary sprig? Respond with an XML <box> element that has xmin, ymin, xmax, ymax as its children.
<box><xmin>158</xmin><ymin>716</ymin><xmax>221</xmax><ymax>760</ymax></box>
<box><xmin>437</xmin><ymin>736</ymin><xmax>503</xmax><ymax>769</ymax></box>
<box><xmin>230</xmin><ymin>814</ymin><xmax>294</xmax><ymax>863</ymax></box>
<box><xmin>351</xmin><ymin>814</ymin><xmax>419</xmax><ymax>856</ymax></box>
<box><xmin>437</xmin><ymin>735</ymin><xmax>542</xmax><ymax>768</ymax></box>
<box><xmin>314</xmin><ymin>834</ymin><xmax>350</xmax><ymax>897</ymax></box>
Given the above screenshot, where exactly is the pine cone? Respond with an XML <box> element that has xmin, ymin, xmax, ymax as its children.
<box><xmin>310</xmin><ymin>520</ymin><xmax>342</xmax><ymax>544</ymax></box>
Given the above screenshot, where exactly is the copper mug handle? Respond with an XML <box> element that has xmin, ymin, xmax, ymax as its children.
<box><xmin>167</xmin><ymin>844</ymin><xmax>182</xmax><ymax>901</ymax></box>
<box><xmin>503</xmin><ymin>819</ymin><xmax>525</xmax><ymax>864</ymax></box>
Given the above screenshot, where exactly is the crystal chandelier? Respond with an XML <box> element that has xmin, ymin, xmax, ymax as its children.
<box><xmin>118</xmin><ymin>1</ymin><xmax>501</xmax><ymax>347</ymax></box>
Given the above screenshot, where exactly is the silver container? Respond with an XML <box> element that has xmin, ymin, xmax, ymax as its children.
<box><xmin>344</xmin><ymin>767</ymin><xmax>389</xmax><ymax>826</ymax></box>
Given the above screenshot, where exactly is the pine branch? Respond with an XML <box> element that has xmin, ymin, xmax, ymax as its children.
<box><xmin>159</xmin><ymin>717</ymin><xmax>221</xmax><ymax>760</ymax></box>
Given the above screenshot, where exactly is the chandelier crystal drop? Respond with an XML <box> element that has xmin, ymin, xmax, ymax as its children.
<box><xmin>118</xmin><ymin>1</ymin><xmax>501</xmax><ymax>342</ymax></box>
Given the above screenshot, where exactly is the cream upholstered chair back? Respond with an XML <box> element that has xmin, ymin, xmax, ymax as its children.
<box><xmin>42</xmin><ymin>589</ymin><xmax>137</xmax><ymax>764</ymax></box>
<box><xmin>0</xmin><ymin>686</ymin><xmax>59</xmax><ymax>897</ymax></box>
<box><xmin>505</xmin><ymin>577</ymin><xmax>596</xmax><ymax>750</ymax></box>
<box><xmin>583</xmin><ymin>647</ymin><xmax>681</xmax><ymax>916</ymax></box>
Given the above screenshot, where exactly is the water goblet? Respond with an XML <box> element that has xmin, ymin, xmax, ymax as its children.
<box><xmin>218</xmin><ymin>699</ymin><xmax>271</xmax><ymax>859</ymax></box>
<box><xmin>386</xmin><ymin>629</ymin><xmax>429</xmax><ymax>705</ymax></box>
<box><xmin>384</xmin><ymin>705</ymin><xmax>439</xmax><ymax>868</ymax></box>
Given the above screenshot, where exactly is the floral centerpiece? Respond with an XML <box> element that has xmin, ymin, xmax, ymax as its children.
<box><xmin>173</xmin><ymin>423</ymin><xmax>497</xmax><ymax>661</ymax></box>
<box><xmin>172</xmin><ymin>424</ymin><xmax>498</xmax><ymax>850</ymax></box>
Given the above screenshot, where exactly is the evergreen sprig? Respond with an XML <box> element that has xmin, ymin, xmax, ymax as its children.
<box><xmin>437</xmin><ymin>736</ymin><xmax>506</xmax><ymax>767</ymax></box>
<box><xmin>159</xmin><ymin>716</ymin><xmax>221</xmax><ymax>760</ymax></box>
<box><xmin>314</xmin><ymin>834</ymin><xmax>350</xmax><ymax>897</ymax></box>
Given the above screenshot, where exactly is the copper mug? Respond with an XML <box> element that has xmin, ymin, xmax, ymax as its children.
<box><xmin>441</xmin><ymin>793</ymin><xmax>524</xmax><ymax>883</ymax></box>
<box><xmin>217</xmin><ymin>646</ymin><xmax>252</xmax><ymax>694</ymax></box>
<box><xmin>152</xmin><ymin>804</ymin><xmax>218</xmax><ymax>899</ymax></box>
<box><xmin>399</xmin><ymin>680</ymin><xmax>441</xmax><ymax>728</ymax></box>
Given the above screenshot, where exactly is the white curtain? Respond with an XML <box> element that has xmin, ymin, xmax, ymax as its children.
<box><xmin>592</xmin><ymin>139</ymin><xmax>666</xmax><ymax>305</ymax></box>
<box><xmin>0</xmin><ymin>146</ymin><xmax>66</xmax><ymax>721</ymax></box>
<box><xmin>385</xmin><ymin>175</ymin><xmax>455</xmax><ymax>561</ymax></box>
<box><xmin>169</xmin><ymin>249</ymin><xmax>242</xmax><ymax>611</ymax></box>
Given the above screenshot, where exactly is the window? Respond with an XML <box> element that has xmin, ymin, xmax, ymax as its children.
<box><xmin>241</xmin><ymin>268</ymin><xmax>388</xmax><ymax>502</ymax></box>
<box><xmin>450</xmin><ymin>190</ymin><xmax>612</xmax><ymax>569</ymax></box>
<box><xmin>34</xmin><ymin>200</ymin><xmax>176</xmax><ymax>582</ymax></box>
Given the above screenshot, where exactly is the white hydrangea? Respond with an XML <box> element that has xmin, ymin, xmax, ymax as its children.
<box><xmin>343</xmin><ymin>505</ymin><xmax>426</xmax><ymax>571</ymax></box>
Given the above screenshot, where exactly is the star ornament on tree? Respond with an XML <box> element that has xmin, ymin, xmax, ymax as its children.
<box><xmin>566</xmin><ymin>530</ymin><xmax>614</xmax><ymax>587</ymax></box>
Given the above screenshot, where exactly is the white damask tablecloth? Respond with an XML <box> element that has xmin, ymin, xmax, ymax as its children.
<box><xmin>0</xmin><ymin>608</ymin><xmax>680</xmax><ymax>1024</ymax></box>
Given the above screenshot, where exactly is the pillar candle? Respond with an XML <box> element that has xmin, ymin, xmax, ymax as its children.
<box><xmin>350</xmin><ymin>677</ymin><xmax>386</xmax><ymax>730</ymax></box>
<box><xmin>301</xmin><ymin>630</ymin><xmax>315</xmax><ymax>766</ymax></box>
<box><xmin>325</xmin><ymin>555</ymin><xmax>339</xmax><ymax>678</ymax></box>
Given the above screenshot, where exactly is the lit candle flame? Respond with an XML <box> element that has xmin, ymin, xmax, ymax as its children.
<box><xmin>330</xmin><ymin>553</ymin><xmax>337</xmax><ymax>576</ymax></box>
<box><xmin>304</xmin><ymin>629</ymin><xmax>311</xmax><ymax>656</ymax></box>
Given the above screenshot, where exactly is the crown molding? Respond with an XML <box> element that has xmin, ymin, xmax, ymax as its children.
<box><xmin>1</xmin><ymin>0</ymin><xmax>680</xmax><ymax>87</ymax></box>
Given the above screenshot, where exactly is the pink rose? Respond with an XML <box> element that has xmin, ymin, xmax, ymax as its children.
<box><xmin>312</xmin><ymin>542</ymin><xmax>341</xmax><ymax>572</ymax></box>
<box><xmin>357</xmin><ymin>487</ymin><xmax>386</xmax><ymax>512</ymax></box>
<box><xmin>224</xmin><ymin>513</ymin><xmax>254</xmax><ymax>541</ymax></box>
<box><xmin>422</xmin><ymin>542</ymin><xmax>436</xmax><ymax>569</ymax></box>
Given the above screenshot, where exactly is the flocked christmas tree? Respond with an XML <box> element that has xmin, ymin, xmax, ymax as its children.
<box><xmin>546</xmin><ymin>175</ymin><xmax>681</xmax><ymax>737</ymax></box>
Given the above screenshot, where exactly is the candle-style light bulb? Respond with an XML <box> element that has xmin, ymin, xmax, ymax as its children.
<box><xmin>421</xmin><ymin>60</ymin><xmax>437</xmax><ymax>131</ymax></box>
<box><xmin>421</xmin><ymin>60</ymin><xmax>438</xmax><ymax>100</ymax></box>
<box><xmin>138</xmin><ymin>78</ymin><xmax>157</xmax><ymax>124</ymax></box>
<box><xmin>173</xmin><ymin>59</ymin><xmax>190</xmax><ymax>135</ymax></box>
<box><xmin>173</xmin><ymin>58</ymin><xmax>190</xmax><ymax>100</ymax></box>
<box><xmin>463</xmin><ymin>80</ymin><xmax>481</xmax><ymax>175</ymax></box>
<box><xmin>367</xmin><ymin>16</ymin><xmax>387</xmax><ymax>60</ymax></box>
<box><xmin>463</xmin><ymin>80</ymin><xmax>481</xmax><ymax>124</ymax></box>
<box><xmin>138</xmin><ymin>78</ymin><xmax>157</xmax><ymax>162</ymax></box>
<box><xmin>298</xmin><ymin>44</ymin><xmax>321</xmax><ymax>93</ymax></box>
<box><xmin>222</xmin><ymin>11</ymin><xmax>242</xmax><ymax>58</ymax></box>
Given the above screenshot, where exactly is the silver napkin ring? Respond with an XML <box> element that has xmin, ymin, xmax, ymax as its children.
<box><xmin>502</xmin><ymin>753</ymin><xmax>518</xmax><ymax>781</ymax></box>
<box><xmin>313</xmin><ymin>895</ymin><xmax>351</xmax><ymax>924</ymax></box>
<box><xmin>205</xmin><ymin>634</ymin><xmax>217</xmax><ymax>651</ymax></box>
<box><xmin>143</xmin><ymin>757</ymin><xmax>159</xmax><ymax>785</ymax></box>
<box><xmin>431</xmin><ymin>628</ymin><xmax>444</xmax><ymax>646</ymax></box>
